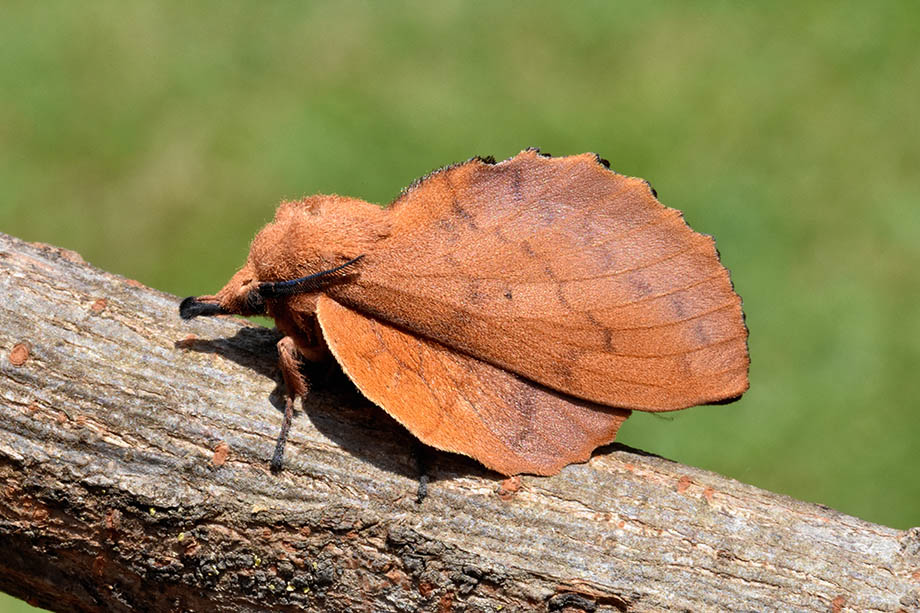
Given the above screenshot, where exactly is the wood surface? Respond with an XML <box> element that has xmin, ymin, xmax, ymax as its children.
<box><xmin>1</xmin><ymin>232</ymin><xmax>918</xmax><ymax>612</ymax></box>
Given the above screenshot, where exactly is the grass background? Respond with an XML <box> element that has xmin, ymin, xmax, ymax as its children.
<box><xmin>1</xmin><ymin>2</ymin><xmax>917</xmax><ymax>609</ymax></box>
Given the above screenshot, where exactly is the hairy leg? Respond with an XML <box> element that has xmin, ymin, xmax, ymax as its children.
<box><xmin>271</xmin><ymin>336</ymin><xmax>310</xmax><ymax>472</ymax></box>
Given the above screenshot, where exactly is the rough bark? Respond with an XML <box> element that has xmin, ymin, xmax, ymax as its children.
<box><xmin>0</xmin><ymin>231</ymin><xmax>917</xmax><ymax>613</ymax></box>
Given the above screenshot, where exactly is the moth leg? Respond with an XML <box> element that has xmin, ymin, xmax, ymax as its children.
<box><xmin>271</xmin><ymin>335</ymin><xmax>309</xmax><ymax>473</ymax></box>
<box><xmin>294</xmin><ymin>319</ymin><xmax>328</xmax><ymax>363</ymax></box>
<box><xmin>299</xmin><ymin>318</ymin><xmax>343</xmax><ymax>381</ymax></box>
<box><xmin>411</xmin><ymin>439</ymin><xmax>431</xmax><ymax>504</ymax></box>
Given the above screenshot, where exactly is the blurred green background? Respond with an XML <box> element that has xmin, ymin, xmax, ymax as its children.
<box><xmin>1</xmin><ymin>2</ymin><xmax>918</xmax><ymax>609</ymax></box>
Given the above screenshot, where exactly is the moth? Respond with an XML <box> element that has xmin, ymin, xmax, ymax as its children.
<box><xmin>180</xmin><ymin>149</ymin><xmax>750</xmax><ymax>475</ymax></box>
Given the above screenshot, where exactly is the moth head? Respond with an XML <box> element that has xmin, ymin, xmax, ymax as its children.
<box><xmin>179</xmin><ymin>195</ymin><xmax>384</xmax><ymax>321</ymax></box>
<box><xmin>179</xmin><ymin>264</ymin><xmax>266</xmax><ymax>320</ymax></box>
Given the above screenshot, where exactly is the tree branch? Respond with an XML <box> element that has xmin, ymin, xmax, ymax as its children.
<box><xmin>0</xmin><ymin>232</ymin><xmax>917</xmax><ymax>612</ymax></box>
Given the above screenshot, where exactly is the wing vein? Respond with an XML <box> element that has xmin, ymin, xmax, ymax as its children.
<box><xmin>511</xmin><ymin>300</ymin><xmax>739</xmax><ymax>332</ymax></box>
<box><xmin>386</xmin><ymin>240</ymin><xmax>713</xmax><ymax>285</ymax></box>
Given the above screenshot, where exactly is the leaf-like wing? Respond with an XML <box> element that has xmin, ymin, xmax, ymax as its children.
<box><xmin>316</xmin><ymin>296</ymin><xmax>629</xmax><ymax>476</ymax></box>
<box><xmin>328</xmin><ymin>150</ymin><xmax>749</xmax><ymax>410</ymax></box>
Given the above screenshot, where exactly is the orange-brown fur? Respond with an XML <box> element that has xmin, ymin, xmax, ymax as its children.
<box><xmin>186</xmin><ymin>150</ymin><xmax>749</xmax><ymax>475</ymax></box>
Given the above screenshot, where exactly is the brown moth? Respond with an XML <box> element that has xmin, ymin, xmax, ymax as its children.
<box><xmin>180</xmin><ymin>149</ymin><xmax>750</xmax><ymax>475</ymax></box>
